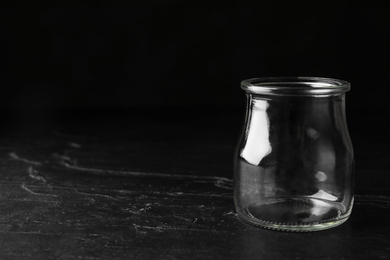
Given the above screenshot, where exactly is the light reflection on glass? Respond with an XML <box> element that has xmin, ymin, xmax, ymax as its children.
<box><xmin>240</xmin><ymin>99</ymin><xmax>271</xmax><ymax>165</ymax></box>
<box><xmin>308</xmin><ymin>189</ymin><xmax>338</xmax><ymax>202</ymax></box>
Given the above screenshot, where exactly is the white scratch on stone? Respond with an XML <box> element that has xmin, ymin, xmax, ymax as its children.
<box><xmin>61</xmin><ymin>161</ymin><xmax>166</xmax><ymax>177</ymax></box>
<box><xmin>167</xmin><ymin>192</ymin><xmax>184</xmax><ymax>196</ymax></box>
<box><xmin>69</xmin><ymin>142</ymin><xmax>81</xmax><ymax>149</ymax></box>
<box><xmin>28</xmin><ymin>166</ymin><xmax>46</xmax><ymax>183</ymax></box>
<box><xmin>73</xmin><ymin>188</ymin><xmax>122</xmax><ymax>201</ymax></box>
<box><xmin>138</xmin><ymin>203</ymin><xmax>152</xmax><ymax>213</ymax></box>
<box><xmin>9</xmin><ymin>152</ymin><xmax>42</xmax><ymax>166</ymax></box>
<box><xmin>60</xmin><ymin>158</ymin><xmax>234</xmax><ymax>185</ymax></box>
<box><xmin>223</xmin><ymin>211</ymin><xmax>239</xmax><ymax>218</ymax></box>
<box><xmin>133</xmin><ymin>224</ymin><xmax>163</xmax><ymax>232</ymax></box>
<box><xmin>21</xmin><ymin>183</ymin><xmax>57</xmax><ymax>197</ymax></box>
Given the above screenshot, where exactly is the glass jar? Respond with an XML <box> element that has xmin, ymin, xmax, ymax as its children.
<box><xmin>234</xmin><ymin>77</ymin><xmax>354</xmax><ymax>232</ymax></box>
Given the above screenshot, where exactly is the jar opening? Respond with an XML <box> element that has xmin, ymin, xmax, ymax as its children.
<box><xmin>241</xmin><ymin>77</ymin><xmax>350</xmax><ymax>96</ymax></box>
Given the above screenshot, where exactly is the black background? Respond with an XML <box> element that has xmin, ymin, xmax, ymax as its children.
<box><xmin>1</xmin><ymin>6</ymin><xmax>389</xmax><ymax>122</ymax></box>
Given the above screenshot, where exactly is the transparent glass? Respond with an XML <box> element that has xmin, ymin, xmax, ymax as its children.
<box><xmin>234</xmin><ymin>77</ymin><xmax>354</xmax><ymax>232</ymax></box>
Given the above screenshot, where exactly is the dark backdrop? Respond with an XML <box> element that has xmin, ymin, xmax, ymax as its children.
<box><xmin>1</xmin><ymin>6</ymin><xmax>389</xmax><ymax>122</ymax></box>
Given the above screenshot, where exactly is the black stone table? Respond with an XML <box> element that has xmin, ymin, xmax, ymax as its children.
<box><xmin>0</xmin><ymin>107</ymin><xmax>389</xmax><ymax>259</ymax></box>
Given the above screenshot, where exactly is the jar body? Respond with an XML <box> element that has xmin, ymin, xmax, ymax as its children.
<box><xmin>234</xmin><ymin>78</ymin><xmax>354</xmax><ymax>232</ymax></box>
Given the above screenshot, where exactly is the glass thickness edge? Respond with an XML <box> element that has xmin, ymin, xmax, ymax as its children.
<box><xmin>241</xmin><ymin>77</ymin><xmax>351</xmax><ymax>96</ymax></box>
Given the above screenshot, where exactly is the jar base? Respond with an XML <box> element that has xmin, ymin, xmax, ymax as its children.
<box><xmin>237</xmin><ymin>197</ymin><xmax>351</xmax><ymax>232</ymax></box>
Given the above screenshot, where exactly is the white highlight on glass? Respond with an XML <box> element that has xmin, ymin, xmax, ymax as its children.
<box><xmin>241</xmin><ymin>99</ymin><xmax>272</xmax><ymax>165</ymax></box>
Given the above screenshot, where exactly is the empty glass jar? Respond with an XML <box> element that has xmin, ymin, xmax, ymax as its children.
<box><xmin>234</xmin><ymin>77</ymin><xmax>354</xmax><ymax>232</ymax></box>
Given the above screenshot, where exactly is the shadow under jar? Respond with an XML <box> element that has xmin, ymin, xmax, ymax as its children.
<box><xmin>234</xmin><ymin>77</ymin><xmax>354</xmax><ymax>232</ymax></box>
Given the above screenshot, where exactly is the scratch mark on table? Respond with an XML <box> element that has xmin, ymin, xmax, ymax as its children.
<box><xmin>166</xmin><ymin>192</ymin><xmax>184</xmax><ymax>196</ymax></box>
<box><xmin>73</xmin><ymin>188</ymin><xmax>123</xmax><ymax>201</ymax></box>
<box><xmin>194</xmin><ymin>178</ymin><xmax>233</xmax><ymax>190</ymax></box>
<box><xmin>52</xmin><ymin>153</ymin><xmax>77</xmax><ymax>165</ymax></box>
<box><xmin>20</xmin><ymin>183</ymin><xmax>57</xmax><ymax>198</ymax></box>
<box><xmin>132</xmin><ymin>224</ymin><xmax>219</xmax><ymax>233</ymax></box>
<box><xmin>121</xmin><ymin>207</ymin><xmax>144</xmax><ymax>215</ymax></box>
<box><xmin>223</xmin><ymin>211</ymin><xmax>239</xmax><ymax>218</ymax></box>
<box><xmin>56</xmin><ymin>154</ymin><xmax>234</xmax><ymax>184</ymax></box>
<box><xmin>214</xmin><ymin>179</ymin><xmax>233</xmax><ymax>190</ymax></box>
<box><xmin>133</xmin><ymin>224</ymin><xmax>163</xmax><ymax>232</ymax></box>
<box><xmin>28</xmin><ymin>166</ymin><xmax>46</xmax><ymax>183</ymax></box>
<box><xmin>138</xmin><ymin>203</ymin><xmax>152</xmax><ymax>213</ymax></box>
<box><xmin>69</xmin><ymin>142</ymin><xmax>82</xmax><ymax>149</ymax></box>
<box><xmin>173</xmin><ymin>215</ymin><xmax>193</xmax><ymax>222</ymax></box>
<box><xmin>9</xmin><ymin>152</ymin><xmax>42</xmax><ymax>166</ymax></box>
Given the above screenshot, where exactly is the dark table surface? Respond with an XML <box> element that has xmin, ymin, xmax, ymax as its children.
<box><xmin>0</xmin><ymin>107</ymin><xmax>389</xmax><ymax>259</ymax></box>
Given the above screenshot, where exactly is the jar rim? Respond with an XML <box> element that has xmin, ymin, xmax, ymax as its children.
<box><xmin>241</xmin><ymin>77</ymin><xmax>350</xmax><ymax>96</ymax></box>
